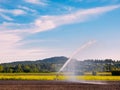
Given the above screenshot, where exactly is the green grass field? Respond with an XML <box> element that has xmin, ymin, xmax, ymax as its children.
<box><xmin>0</xmin><ymin>73</ymin><xmax>120</xmax><ymax>81</ymax></box>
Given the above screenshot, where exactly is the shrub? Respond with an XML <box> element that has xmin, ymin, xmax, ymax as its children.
<box><xmin>112</xmin><ymin>71</ymin><xmax>120</xmax><ymax>76</ymax></box>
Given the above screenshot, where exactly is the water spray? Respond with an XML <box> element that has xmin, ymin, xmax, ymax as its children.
<box><xmin>56</xmin><ymin>40</ymin><xmax>96</xmax><ymax>80</ymax></box>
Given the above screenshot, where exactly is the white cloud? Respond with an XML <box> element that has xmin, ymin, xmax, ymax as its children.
<box><xmin>0</xmin><ymin>13</ymin><xmax>13</xmax><ymax>21</ymax></box>
<box><xmin>18</xmin><ymin>5</ymin><xmax>37</xmax><ymax>13</ymax></box>
<box><xmin>1</xmin><ymin>5</ymin><xmax>120</xmax><ymax>33</ymax></box>
<box><xmin>0</xmin><ymin>24</ymin><xmax>60</xmax><ymax>63</ymax></box>
<box><xmin>11</xmin><ymin>9</ymin><xmax>26</xmax><ymax>16</ymax></box>
<box><xmin>0</xmin><ymin>31</ymin><xmax>56</xmax><ymax>63</ymax></box>
<box><xmin>32</xmin><ymin>4</ymin><xmax>120</xmax><ymax>33</ymax></box>
<box><xmin>24</xmin><ymin>0</ymin><xmax>47</xmax><ymax>6</ymax></box>
<box><xmin>0</xmin><ymin>22</ymin><xmax>33</xmax><ymax>33</ymax></box>
<box><xmin>0</xmin><ymin>32</ymin><xmax>21</xmax><ymax>49</ymax></box>
<box><xmin>34</xmin><ymin>19</ymin><xmax>56</xmax><ymax>32</ymax></box>
<box><xmin>0</xmin><ymin>8</ymin><xmax>26</xmax><ymax>16</ymax></box>
<box><xmin>0</xmin><ymin>32</ymin><xmax>21</xmax><ymax>57</ymax></box>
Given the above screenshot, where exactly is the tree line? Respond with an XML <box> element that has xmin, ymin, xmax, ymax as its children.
<box><xmin>0</xmin><ymin>57</ymin><xmax>120</xmax><ymax>73</ymax></box>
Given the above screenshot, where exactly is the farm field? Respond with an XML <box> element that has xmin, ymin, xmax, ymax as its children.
<box><xmin>0</xmin><ymin>80</ymin><xmax>120</xmax><ymax>90</ymax></box>
<box><xmin>0</xmin><ymin>73</ymin><xmax>120</xmax><ymax>81</ymax></box>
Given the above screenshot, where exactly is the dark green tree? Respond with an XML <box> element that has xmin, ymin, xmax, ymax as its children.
<box><xmin>14</xmin><ymin>64</ymin><xmax>23</xmax><ymax>73</ymax></box>
<box><xmin>23</xmin><ymin>65</ymin><xmax>31</xmax><ymax>73</ymax></box>
<box><xmin>0</xmin><ymin>65</ymin><xmax>3</xmax><ymax>72</ymax></box>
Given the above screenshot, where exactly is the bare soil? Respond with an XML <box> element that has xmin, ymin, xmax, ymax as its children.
<box><xmin>0</xmin><ymin>80</ymin><xmax>120</xmax><ymax>90</ymax></box>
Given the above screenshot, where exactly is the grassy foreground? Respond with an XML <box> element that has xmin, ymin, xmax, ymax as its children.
<box><xmin>0</xmin><ymin>73</ymin><xmax>120</xmax><ymax>81</ymax></box>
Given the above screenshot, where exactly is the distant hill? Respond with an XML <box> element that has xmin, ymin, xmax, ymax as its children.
<box><xmin>1</xmin><ymin>56</ymin><xmax>68</xmax><ymax>65</ymax></box>
<box><xmin>37</xmin><ymin>56</ymin><xmax>68</xmax><ymax>63</ymax></box>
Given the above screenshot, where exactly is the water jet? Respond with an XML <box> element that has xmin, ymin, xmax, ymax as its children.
<box><xmin>56</xmin><ymin>40</ymin><xmax>96</xmax><ymax>81</ymax></box>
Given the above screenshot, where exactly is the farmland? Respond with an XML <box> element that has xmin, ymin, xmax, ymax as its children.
<box><xmin>0</xmin><ymin>73</ymin><xmax>120</xmax><ymax>81</ymax></box>
<box><xmin>0</xmin><ymin>80</ymin><xmax>120</xmax><ymax>90</ymax></box>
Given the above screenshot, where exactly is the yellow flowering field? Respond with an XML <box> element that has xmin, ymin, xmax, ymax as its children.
<box><xmin>0</xmin><ymin>73</ymin><xmax>120</xmax><ymax>81</ymax></box>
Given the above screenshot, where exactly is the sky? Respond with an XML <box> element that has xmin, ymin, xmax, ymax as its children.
<box><xmin>0</xmin><ymin>0</ymin><xmax>120</xmax><ymax>63</ymax></box>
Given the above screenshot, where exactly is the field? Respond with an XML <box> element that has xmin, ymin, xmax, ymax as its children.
<box><xmin>0</xmin><ymin>73</ymin><xmax>120</xmax><ymax>81</ymax></box>
<box><xmin>0</xmin><ymin>73</ymin><xmax>120</xmax><ymax>90</ymax></box>
<box><xmin>0</xmin><ymin>80</ymin><xmax>120</xmax><ymax>90</ymax></box>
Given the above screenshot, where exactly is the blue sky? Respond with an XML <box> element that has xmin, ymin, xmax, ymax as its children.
<box><xmin>0</xmin><ymin>0</ymin><xmax>120</xmax><ymax>63</ymax></box>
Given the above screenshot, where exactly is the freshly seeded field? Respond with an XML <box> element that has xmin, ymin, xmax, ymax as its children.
<box><xmin>0</xmin><ymin>80</ymin><xmax>120</xmax><ymax>90</ymax></box>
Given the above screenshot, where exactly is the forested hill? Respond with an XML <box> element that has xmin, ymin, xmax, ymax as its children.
<box><xmin>1</xmin><ymin>56</ymin><xmax>68</xmax><ymax>65</ymax></box>
<box><xmin>0</xmin><ymin>56</ymin><xmax>120</xmax><ymax>73</ymax></box>
<box><xmin>0</xmin><ymin>56</ymin><xmax>68</xmax><ymax>73</ymax></box>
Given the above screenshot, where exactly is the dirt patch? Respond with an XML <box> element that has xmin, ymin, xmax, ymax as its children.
<box><xmin>0</xmin><ymin>80</ymin><xmax>120</xmax><ymax>90</ymax></box>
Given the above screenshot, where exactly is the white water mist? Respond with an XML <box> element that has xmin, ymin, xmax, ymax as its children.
<box><xmin>58</xmin><ymin>40</ymin><xmax>96</xmax><ymax>73</ymax></box>
<box><xmin>57</xmin><ymin>40</ymin><xmax>96</xmax><ymax>82</ymax></box>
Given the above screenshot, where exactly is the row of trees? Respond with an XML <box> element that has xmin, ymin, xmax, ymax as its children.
<box><xmin>80</xmin><ymin>59</ymin><xmax>120</xmax><ymax>72</ymax></box>
<box><xmin>0</xmin><ymin>63</ymin><xmax>57</xmax><ymax>73</ymax></box>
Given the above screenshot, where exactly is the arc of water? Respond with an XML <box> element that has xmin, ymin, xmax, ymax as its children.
<box><xmin>58</xmin><ymin>40</ymin><xmax>96</xmax><ymax>74</ymax></box>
